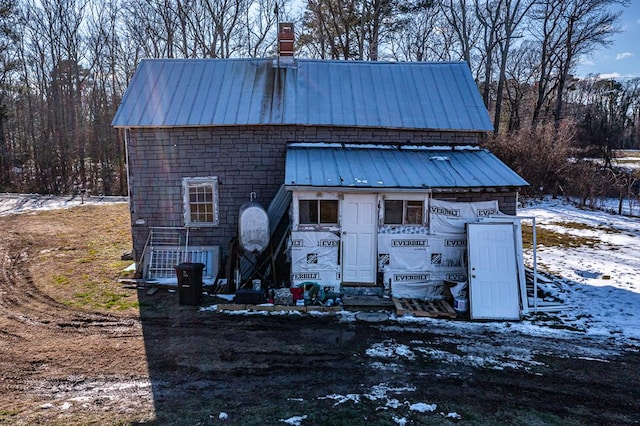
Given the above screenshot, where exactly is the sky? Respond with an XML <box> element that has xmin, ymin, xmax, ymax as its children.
<box><xmin>576</xmin><ymin>2</ymin><xmax>640</xmax><ymax>79</ymax></box>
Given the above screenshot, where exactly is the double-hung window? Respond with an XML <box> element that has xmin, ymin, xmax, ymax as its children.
<box><xmin>384</xmin><ymin>200</ymin><xmax>424</xmax><ymax>225</ymax></box>
<box><xmin>182</xmin><ymin>177</ymin><xmax>219</xmax><ymax>227</ymax></box>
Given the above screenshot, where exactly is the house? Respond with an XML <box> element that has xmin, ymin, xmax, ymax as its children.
<box><xmin>112</xmin><ymin>29</ymin><xmax>528</xmax><ymax>298</ymax></box>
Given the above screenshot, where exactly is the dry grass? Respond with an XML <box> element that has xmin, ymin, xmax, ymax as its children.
<box><xmin>19</xmin><ymin>203</ymin><xmax>138</xmax><ymax>314</ymax></box>
<box><xmin>522</xmin><ymin>223</ymin><xmax>602</xmax><ymax>249</ymax></box>
<box><xmin>614</xmin><ymin>150</ymin><xmax>640</xmax><ymax>158</ymax></box>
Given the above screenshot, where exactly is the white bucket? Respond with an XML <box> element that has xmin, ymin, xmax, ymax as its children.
<box><xmin>453</xmin><ymin>293</ymin><xmax>468</xmax><ymax>314</ymax></box>
<box><xmin>252</xmin><ymin>279</ymin><xmax>261</xmax><ymax>291</ymax></box>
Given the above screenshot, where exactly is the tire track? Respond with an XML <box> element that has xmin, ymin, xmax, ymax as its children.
<box><xmin>0</xmin><ymin>230</ymin><xmax>140</xmax><ymax>338</ymax></box>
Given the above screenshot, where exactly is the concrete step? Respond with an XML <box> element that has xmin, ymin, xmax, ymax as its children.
<box><xmin>342</xmin><ymin>294</ymin><xmax>394</xmax><ymax>311</ymax></box>
<box><xmin>340</xmin><ymin>285</ymin><xmax>383</xmax><ymax>297</ymax></box>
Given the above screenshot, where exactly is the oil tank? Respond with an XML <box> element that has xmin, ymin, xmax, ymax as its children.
<box><xmin>238</xmin><ymin>201</ymin><xmax>270</xmax><ymax>253</ymax></box>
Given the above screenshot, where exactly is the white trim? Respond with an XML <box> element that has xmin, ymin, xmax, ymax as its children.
<box><xmin>182</xmin><ymin>176</ymin><xmax>219</xmax><ymax>227</ymax></box>
<box><xmin>295</xmin><ymin>191</ymin><xmax>341</xmax><ymax>200</ymax></box>
<box><xmin>381</xmin><ymin>193</ymin><xmax>430</xmax><ymax>227</ymax></box>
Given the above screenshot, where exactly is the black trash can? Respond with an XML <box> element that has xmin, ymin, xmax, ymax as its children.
<box><xmin>174</xmin><ymin>262</ymin><xmax>205</xmax><ymax>305</ymax></box>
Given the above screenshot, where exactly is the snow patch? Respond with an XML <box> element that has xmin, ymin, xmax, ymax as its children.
<box><xmin>366</xmin><ymin>340</ymin><xmax>415</xmax><ymax>360</ymax></box>
<box><xmin>409</xmin><ymin>402</ymin><xmax>437</xmax><ymax>412</ymax></box>
<box><xmin>280</xmin><ymin>414</ymin><xmax>307</xmax><ymax>425</ymax></box>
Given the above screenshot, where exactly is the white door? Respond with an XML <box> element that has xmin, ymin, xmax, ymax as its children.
<box><xmin>467</xmin><ymin>222</ymin><xmax>521</xmax><ymax>320</ymax></box>
<box><xmin>341</xmin><ymin>194</ymin><xmax>377</xmax><ymax>284</ymax></box>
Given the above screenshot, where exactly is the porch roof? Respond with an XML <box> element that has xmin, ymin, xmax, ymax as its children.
<box><xmin>284</xmin><ymin>144</ymin><xmax>529</xmax><ymax>190</ymax></box>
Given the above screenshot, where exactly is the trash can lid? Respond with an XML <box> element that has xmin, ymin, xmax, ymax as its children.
<box><xmin>175</xmin><ymin>262</ymin><xmax>206</xmax><ymax>270</ymax></box>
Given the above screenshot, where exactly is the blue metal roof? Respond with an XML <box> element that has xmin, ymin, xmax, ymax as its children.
<box><xmin>284</xmin><ymin>145</ymin><xmax>529</xmax><ymax>189</ymax></box>
<box><xmin>112</xmin><ymin>58</ymin><xmax>493</xmax><ymax>131</ymax></box>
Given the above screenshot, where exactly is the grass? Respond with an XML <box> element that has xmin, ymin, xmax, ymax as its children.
<box><xmin>613</xmin><ymin>149</ymin><xmax>640</xmax><ymax>158</ymax></box>
<box><xmin>522</xmin><ymin>223</ymin><xmax>602</xmax><ymax>249</ymax></box>
<box><xmin>614</xmin><ymin>158</ymin><xmax>640</xmax><ymax>164</ymax></box>
<box><xmin>9</xmin><ymin>203</ymin><xmax>139</xmax><ymax>315</ymax></box>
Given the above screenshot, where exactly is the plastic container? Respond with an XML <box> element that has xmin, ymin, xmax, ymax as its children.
<box><xmin>175</xmin><ymin>262</ymin><xmax>205</xmax><ymax>305</ymax></box>
<box><xmin>453</xmin><ymin>291</ymin><xmax>468</xmax><ymax>315</ymax></box>
<box><xmin>290</xmin><ymin>287</ymin><xmax>304</xmax><ymax>303</ymax></box>
<box><xmin>252</xmin><ymin>279</ymin><xmax>261</xmax><ymax>291</ymax></box>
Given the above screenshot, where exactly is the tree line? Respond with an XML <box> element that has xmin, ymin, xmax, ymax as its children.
<box><xmin>0</xmin><ymin>0</ymin><xmax>637</xmax><ymax>202</ymax></box>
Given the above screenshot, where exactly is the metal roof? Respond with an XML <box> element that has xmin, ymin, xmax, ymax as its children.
<box><xmin>112</xmin><ymin>58</ymin><xmax>493</xmax><ymax>131</ymax></box>
<box><xmin>284</xmin><ymin>145</ymin><xmax>529</xmax><ymax>189</ymax></box>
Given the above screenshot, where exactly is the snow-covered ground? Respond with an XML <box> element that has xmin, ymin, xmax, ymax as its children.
<box><xmin>518</xmin><ymin>197</ymin><xmax>640</xmax><ymax>343</ymax></box>
<box><xmin>0</xmin><ymin>193</ymin><xmax>128</xmax><ymax>216</ymax></box>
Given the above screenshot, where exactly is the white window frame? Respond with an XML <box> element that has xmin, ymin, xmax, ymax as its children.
<box><xmin>298</xmin><ymin>199</ymin><xmax>339</xmax><ymax>225</ymax></box>
<box><xmin>182</xmin><ymin>177</ymin><xmax>219</xmax><ymax>227</ymax></box>
<box><xmin>382</xmin><ymin>193</ymin><xmax>428</xmax><ymax>226</ymax></box>
<box><xmin>292</xmin><ymin>192</ymin><xmax>340</xmax><ymax>230</ymax></box>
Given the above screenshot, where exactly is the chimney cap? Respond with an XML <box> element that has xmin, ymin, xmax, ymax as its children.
<box><xmin>279</xmin><ymin>22</ymin><xmax>294</xmax><ymax>33</ymax></box>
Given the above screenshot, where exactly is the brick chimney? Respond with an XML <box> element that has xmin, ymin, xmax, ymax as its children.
<box><xmin>278</xmin><ymin>23</ymin><xmax>294</xmax><ymax>57</ymax></box>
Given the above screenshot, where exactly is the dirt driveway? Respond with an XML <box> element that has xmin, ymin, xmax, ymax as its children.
<box><xmin>0</xmin><ymin>206</ymin><xmax>639</xmax><ymax>425</ymax></box>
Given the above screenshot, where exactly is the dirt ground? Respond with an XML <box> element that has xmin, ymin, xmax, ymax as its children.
<box><xmin>0</xmin><ymin>205</ymin><xmax>639</xmax><ymax>425</ymax></box>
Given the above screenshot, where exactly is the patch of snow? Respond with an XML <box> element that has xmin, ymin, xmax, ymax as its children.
<box><xmin>364</xmin><ymin>383</ymin><xmax>416</xmax><ymax>401</ymax></box>
<box><xmin>337</xmin><ymin>311</ymin><xmax>357</xmax><ymax>322</ymax></box>
<box><xmin>318</xmin><ymin>393</ymin><xmax>361</xmax><ymax>406</ymax></box>
<box><xmin>384</xmin><ymin>398</ymin><xmax>404</xmax><ymax>409</ymax></box>
<box><xmin>319</xmin><ymin>383</ymin><xmax>417</xmax><ymax>412</ymax></box>
<box><xmin>199</xmin><ymin>305</ymin><xmax>218</xmax><ymax>312</ymax></box>
<box><xmin>0</xmin><ymin>193</ymin><xmax>127</xmax><ymax>216</ymax></box>
<box><xmin>218</xmin><ymin>412</ymin><xmax>229</xmax><ymax>420</ymax></box>
<box><xmin>365</xmin><ymin>340</ymin><xmax>415</xmax><ymax>360</ymax></box>
<box><xmin>409</xmin><ymin>402</ymin><xmax>437</xmax><ymax>412</ymax></box>
<box><xmin>392</xmin><ymin>416</ymin><xmax>408</xmax><ymax>425</ymax></box>
<box><xmin>445</xmin><ymin>412</ymin><xmax>462</xmax><ymax>419</ymax></box>
<box><xmin>369</xmin><ymin>361</ymin><xmax>402</xmax><ymax>372</ymax></box>
<box><xmin>279</xmin><ymin>414</ymin><xmax>307</xmax><ymax>425</ymax></box>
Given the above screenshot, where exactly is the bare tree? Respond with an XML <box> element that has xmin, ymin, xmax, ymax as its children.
<box><xmin>388</xmin><ymin>1</ymin><xmax>451</xmax><ymax>62</ymax></box>
<box><xmin>576</xmin><ymin>77</ymin><xmax>633</xmax><ymax>168</ymax></box>
<box><xmin>301</xmin><ymin>0</ymin><xmax>361</xmax><ymax>59</ymax></box>
<box><xmin>502</xmin><ymin>41</ymin><xmax>538</xmax><ymax>131</ymax></box>
<box><xmin>529</xmin><ymin>0</ymin><xmax>626</xmax><ymax>129</ymax></box>
<box><xmin>492</xmin><ymin>0</ymin><xmax>534</xmax><ymax>133</ymax></box>
<box><xmin>438</xmin><ymin>0</ymin><xmax>483</xmax><ymax>76</ymax></box>
<box><xmin>0</xmin><ymin>0</ymin><xmax>18</xmax><ymax>189</ymax></box>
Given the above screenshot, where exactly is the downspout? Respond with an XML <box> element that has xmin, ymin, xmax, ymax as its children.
<box><xmin>123</xmin><ymin>128</ymin><xmax>132</xmax><ymax>212</ymax></box>
<box><xmin>123</xmin><ymin>127</ymin><xmax>144</xmax><ymax>275</ymax></box>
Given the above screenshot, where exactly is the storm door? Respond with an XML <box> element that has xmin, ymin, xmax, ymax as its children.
<box><xmin>467</xmin><ymin>222</ymin><xmax>521</xmax><ymax>320</ymax></box>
